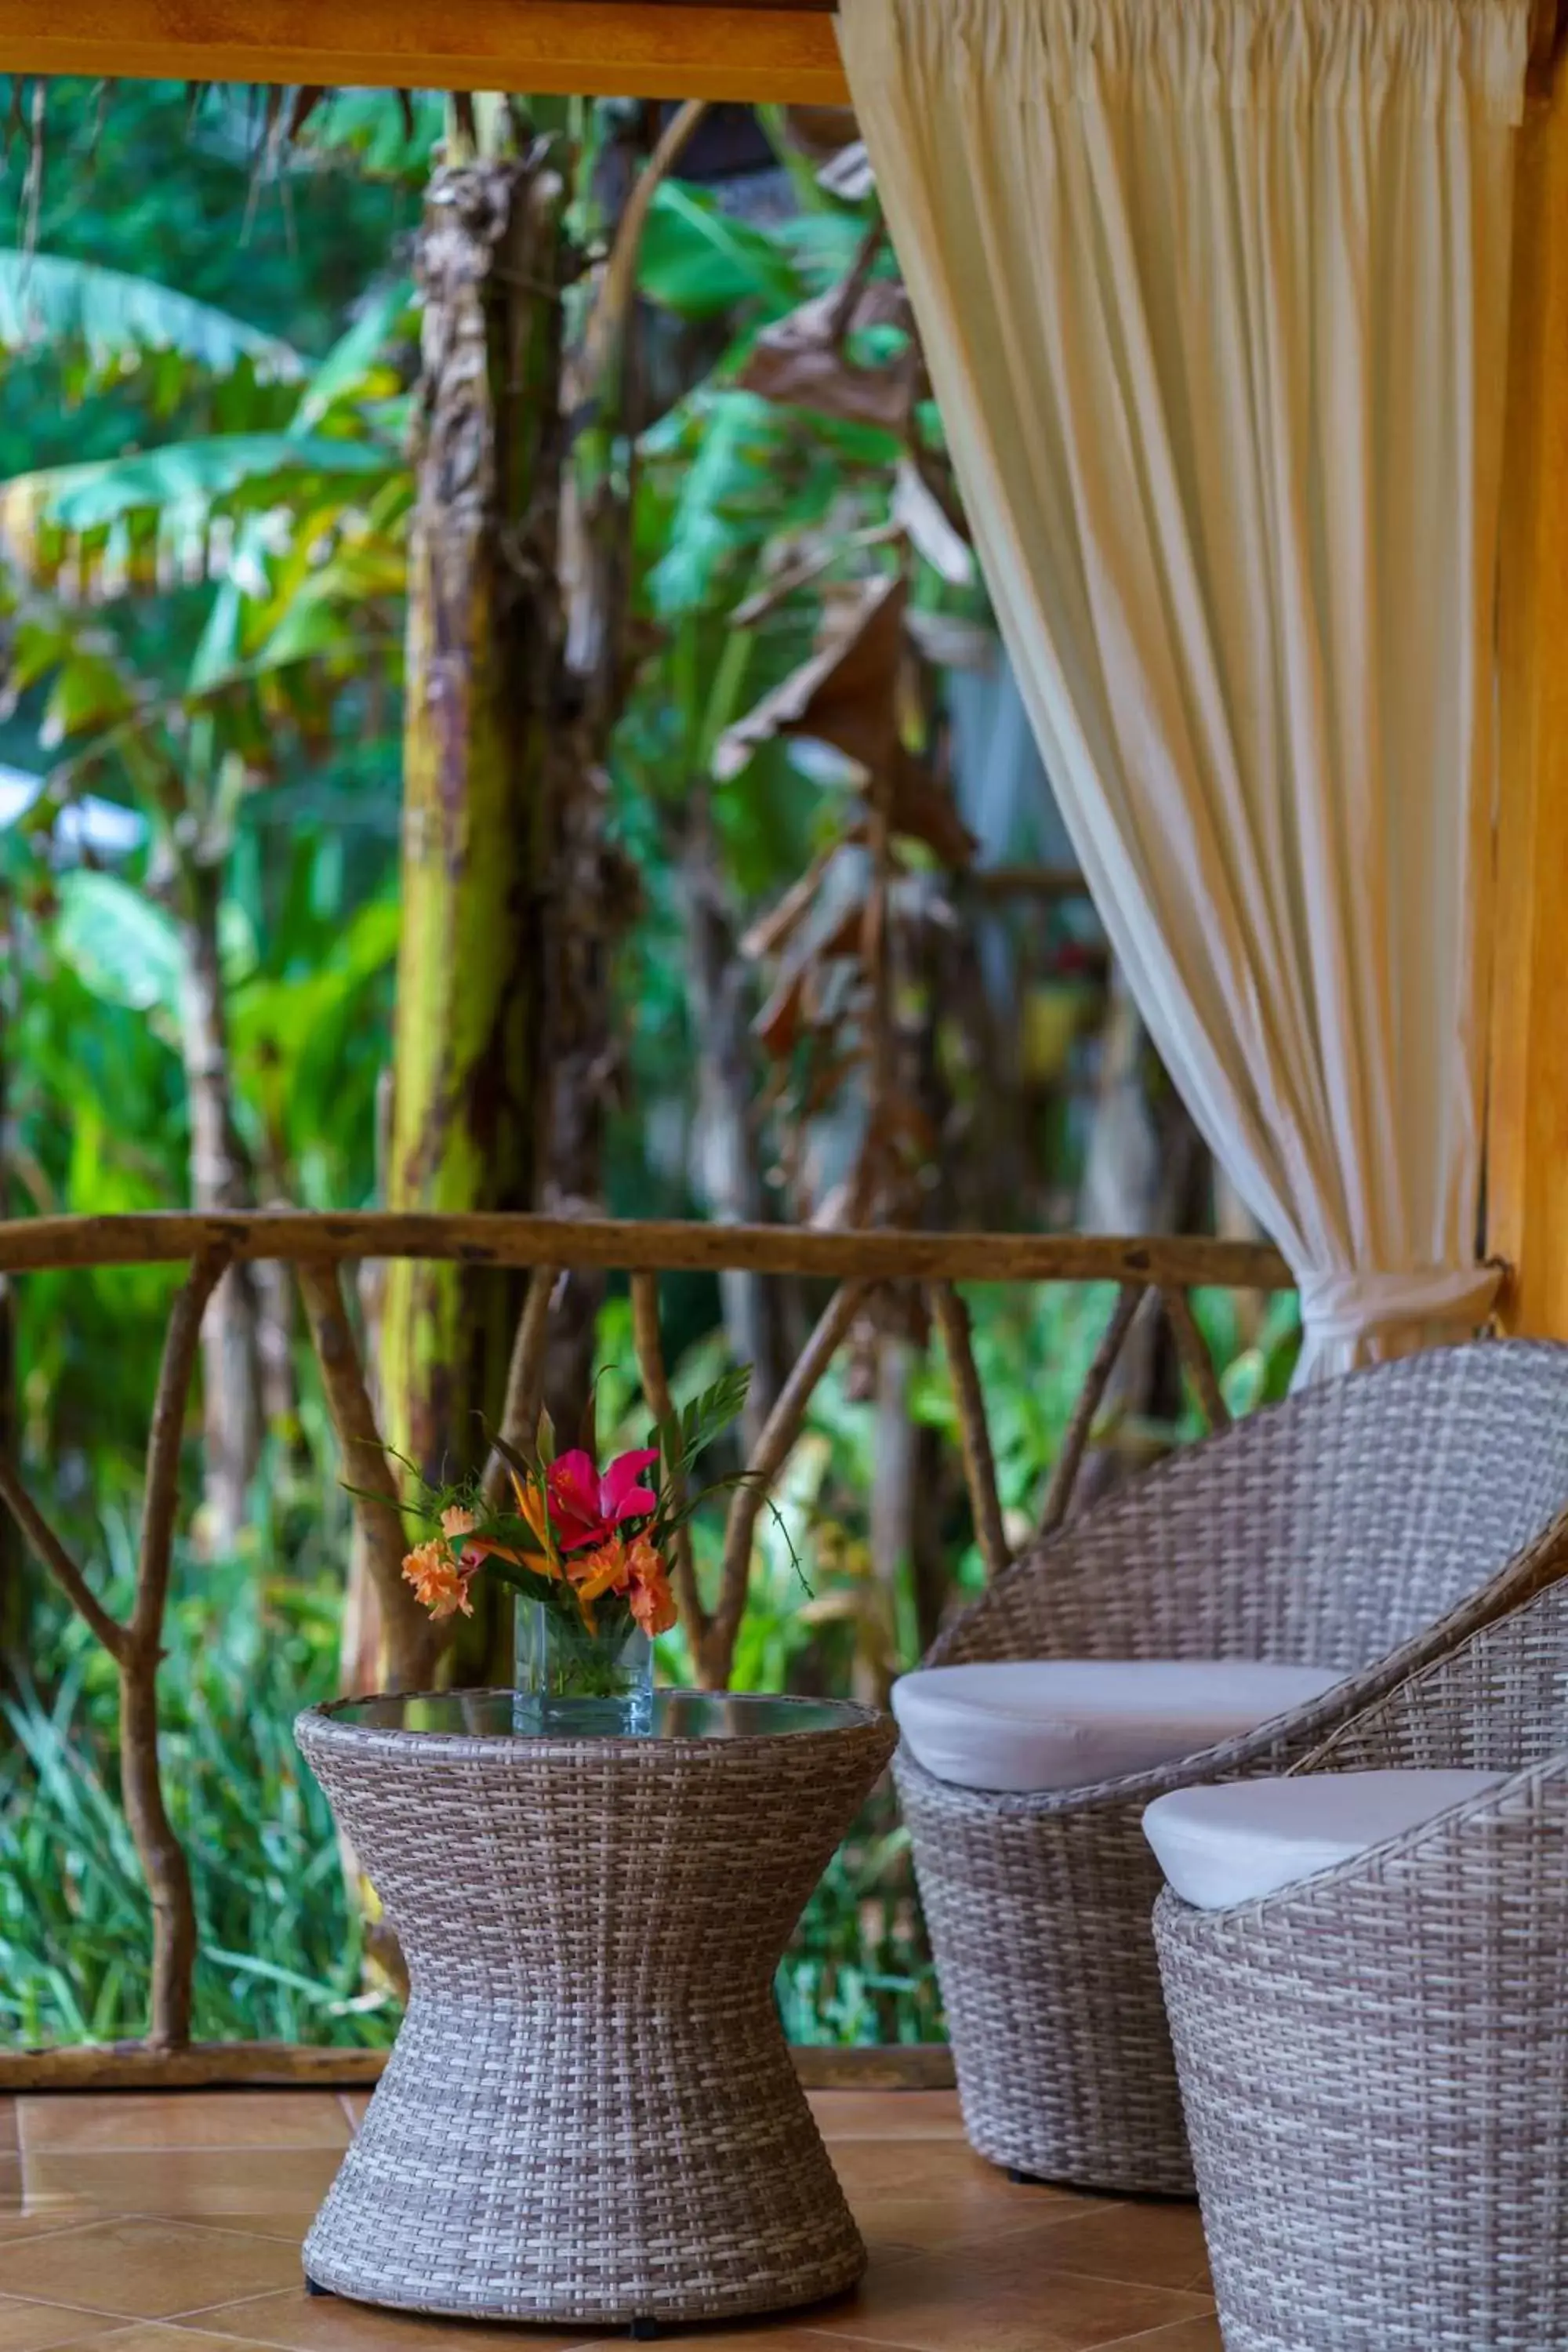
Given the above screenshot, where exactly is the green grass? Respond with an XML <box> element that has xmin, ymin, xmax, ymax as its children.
<box><xmin>1</xmin><ymin>1530</ymin><xmax>942</xmax><ymax>2050</ymax></box>
<box><xmin>1</xmin><ymin>1536</ymin><xmax>395</xmax><ymax>2049</ymax></box>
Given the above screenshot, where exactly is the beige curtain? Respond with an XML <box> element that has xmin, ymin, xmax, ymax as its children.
<box><xmin>837</xmin><ymin>0</ymin><xmax>1528</xmax><ymax>1380</ymax></box>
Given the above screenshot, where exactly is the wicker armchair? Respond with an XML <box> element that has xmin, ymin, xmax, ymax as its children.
<box><xmin>1153</xmin><ymin>1571</ymin><xmax>1568</xmax><ymax>2351</ymax></box>
<box><xmin>897</xmin><ymin>1341</ymin><xmax>1568</xmax><ymax>2194</ymax></box>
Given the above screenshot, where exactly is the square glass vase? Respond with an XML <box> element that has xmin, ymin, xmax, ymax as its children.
<box><xmin>512</xmin><ymin>1597</ymin><xmax>653</xmax><ymax>1736</ymax></box>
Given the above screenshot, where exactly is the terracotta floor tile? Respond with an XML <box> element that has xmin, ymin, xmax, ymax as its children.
<box><xmin>160</xmin><ymin>2223</ymin><xmax>307</xmax><ymax>2252</ymax></box>
<box><xmin>23</xmin><ymin>2153</ymin><xmax>341</xmax><ymax>2223</ymax></box>
<box><xmin>50</xmin><ymin>2332</ymin><xmax>324</xmax><ymax>2352</ymax></box>
<box><xmin>0</xmin><ymin>2160</ymin><xmax>94</xmax><ymax>2244</ymax></box>
<box><xmin>794</xmin><ymin>2230</ymin><xmax>1214</xmax><ymax>2352</ymax></box>
<box><xmin>18</xmin><ymin>2103</ymin><xmax>349</xmax><ymax>2160</ymax></box>
<box><xmin>1040</xmin><ymin>2202</ymin><xmax>1211</xmax><ymax>2295</ymax></box>
<box><xmin>576</xmin><ymin>2334</ymin><xmax>920</xmax><ymax>2350</ymax></box>
<box><xmin>188</xmin><ymin>2287</ymin><xmax>601</xmax><ymax>2350</ymax></box>
<box><xmin>0</xmin><ymin>2222</ymin><xmax>303</xmax><ymax>2319</ymax></box>
<box><xmin>0</xmin><ymin>2099</ymin><xmax>1220</xmax><ymax>2352</ymax></box>
<box><xmin>1098</xmin><ymin>2321</ymin><xmax>1223</xmax><ymax>2352</ymax></box>
<box><xmin>0</xmin><ymin>2299</ymin><xmax>118</xmax><ymax>2352</ymax></box>
<box><xmin>0</xmin><ymin>2215</ymin><xmax>96</xmax><ymax>2252</ymax></box>
<box><xmin>808</xmin><ymin>2094</ymin><xmax>965</xmax><ymax>2142</ymax></box>
<box><xmin>830</xmin><ymin>2138</ymin><xmax>1102</xmax><ymax>2252</ymax></box>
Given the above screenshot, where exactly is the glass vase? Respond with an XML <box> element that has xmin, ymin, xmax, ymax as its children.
<box><xmin>512</xmin><ymin>1598</ymin><xmax>653</xmax><ymax>1737</ymax></box>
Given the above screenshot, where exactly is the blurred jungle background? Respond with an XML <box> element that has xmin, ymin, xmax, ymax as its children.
<box><xmin>0</xmin><ymin>83</ymin><xmax>1299</xmax><ymax>2052</ymax></box>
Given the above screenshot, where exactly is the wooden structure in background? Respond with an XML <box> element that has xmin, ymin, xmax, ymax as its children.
<box><xmin>1492</xmin><ymin>53</ymin><xmax>1568</xmax><ymax>1341</ymax></box>
<box><xmin>0</xmin><ymin>0</ymin><xmax>850</xmax><ymax>101</ymax></box>
<box><xmin>0</xmin><ymin>1210</ymin><xmax>1279</xmax><ymax>2077</ymax></box>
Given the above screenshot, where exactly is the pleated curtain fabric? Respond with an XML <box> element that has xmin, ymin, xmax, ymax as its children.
<box><xmin>836</xmin><ymin>0</ymin><xmax>1530</xmax><ymax>1379</ymax></box>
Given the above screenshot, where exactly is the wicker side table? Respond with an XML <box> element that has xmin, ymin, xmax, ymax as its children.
<box><xmin>295</xmin><ymin>1689</ymin><xmax>897</xmax><ymax>2332</ymax></box>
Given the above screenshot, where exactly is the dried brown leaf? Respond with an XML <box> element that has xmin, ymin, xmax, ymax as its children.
<box><xmin>887</xmin><ymin>747</ymin><xmax>978</xmax><ymax>869</ymax></box>
<box><xmin>738</xmin><ymin>283</ymin><xmax>919</xmax><ymax>434</ymax></box>
<box><xmin>715</xmin><ymin>573</ymin><xmax>906</xmax><ymax>784</ymax></box>
<box><xmin>739</xmin><ymin>837</ymin><xmax>842</xmax><ymax>963</ymax></box>
<box><xmin>753</xmin><ymin>964</ymin><xmax>807</xmax><ymax>1059</ymax></box>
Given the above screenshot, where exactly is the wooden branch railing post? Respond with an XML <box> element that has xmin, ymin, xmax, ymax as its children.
<box><xmin>630</xmin><ymin>1269</ymin><xmax>707</xmax><ymax>1652</ymax></box>
<box><xmin>126</xmin><ymin>1247</ymin><xmax>229</xmax><ymax>2047</ymax></box>
<box><xmin>0</xmin><ymin>1249</ymin><xmax>228</xmax><ymax>2051</ymax></box>
<box><xmin>705</xmin><ymin>1279</ymin><xmax>874</xmax><ymax>1690</ymax></box>
<box><xmin>1160</xmin><ymin>1287</ymin><xmax>1232</xmax><ymax>1434</ymax></box>
<box><xmin>928</xmin><ymin>1282</ymin><xmax>1010</xmax><ymax>1582</ymax></box>
<box><xmin>1040</xmin><ymin>1283</ymin><xmax>1148</xmax><ymax>1534</ymax></box>
<box><xmin>299</xmin><ymin>1261</ymin><xmax>438</xmax><ymax>1692</ymax></box>
<box><xmin>481</xmin><ymin>1265</ymin><xmax>559</xmax><ymax>1513</ymax></box>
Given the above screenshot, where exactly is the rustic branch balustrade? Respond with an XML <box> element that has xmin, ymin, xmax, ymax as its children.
<box><xmin>0</xmin><ymin>1207</ymin><xmax>1293</xmax><ymax>2073</ymax></box>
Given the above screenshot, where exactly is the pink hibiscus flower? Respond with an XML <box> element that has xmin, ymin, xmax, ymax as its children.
<box><xmin>546</xmin><ymin>1446</ymin><xmax>659</xmax><ymax>1553</ymax></box>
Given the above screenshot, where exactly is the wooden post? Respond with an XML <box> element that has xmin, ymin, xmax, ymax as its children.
<box><xmin>1490</xmin><ymin>53</ymin><xmax>1568</xmax><ymax>1337</ymax></box>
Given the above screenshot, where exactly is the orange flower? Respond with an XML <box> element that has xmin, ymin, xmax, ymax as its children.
<box><xmin>401</xmin><ymin>1537</ymin><xmax>477</xmax><ymax>1621</ymax></box>
<box><xmin>510</xmin><ymin>1469</ymin><xmax>561</xmax><ymax>1574</ymax></box>
<box><xmin>626</xmin><ymin>1534</ymin><xmax>677</xmax><ymax>1637</ymax></box>
<box><xmin>571</xmin><ymin>1535</ymin><xmax>634</xmax><ymax>1604</ymax></box>
<box><xmin>441</xmin><ymin>1504</ymin><xmax>477</xmax><ymax>1540</ymax></box>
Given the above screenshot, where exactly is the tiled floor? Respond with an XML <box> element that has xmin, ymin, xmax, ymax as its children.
<box><xmin>0</xmin><ymin>2089</ymin><xmax>1219</xmax><ymax>2352</ymax></box>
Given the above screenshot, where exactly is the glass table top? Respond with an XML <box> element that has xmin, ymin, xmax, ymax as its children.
<box><xmin>325</xmin><ymin>1690</ymin><xmax>872</xmax><ymax>1741</ymax></box>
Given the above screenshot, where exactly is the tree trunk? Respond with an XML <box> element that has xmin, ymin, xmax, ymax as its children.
<box><xmin>176</xmin><ymin>858</ymin><xmax>261</xmax><ymax>1556</ymax></box>
<box><xmin>376</xmin><ymin>143</ymin><xmax>570</xmax><ymax>1682</ymax></box>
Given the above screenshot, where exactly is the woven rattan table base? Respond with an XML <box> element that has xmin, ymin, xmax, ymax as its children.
<box><xmin>296</xmin><ymin>1693</ymin><xmax>897</xmax><ymax>2328</ymax></box>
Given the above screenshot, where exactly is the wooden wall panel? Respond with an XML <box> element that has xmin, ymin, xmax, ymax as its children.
<box><xmin>1490</xmin><ymin>67</ymin><xmax>1568</xmax><ymax>1338</ymax></box>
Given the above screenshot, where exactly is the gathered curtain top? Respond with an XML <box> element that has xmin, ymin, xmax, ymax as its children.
<box><xmin>846</xmin><ymin>0</ymin><xmax>1532</xmax><ymax>121</ymax></box>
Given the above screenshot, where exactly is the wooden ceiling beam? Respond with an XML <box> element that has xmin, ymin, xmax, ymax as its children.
<box><xmin>0</xmin><ymin>0</ymin><xmax>849</xmax><ymax>101</ymax></box>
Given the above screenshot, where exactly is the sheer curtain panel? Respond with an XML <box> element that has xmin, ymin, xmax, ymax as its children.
<box><xmin>837</xmin><ymin>0</ymin><xmax>1529</xmax><ymax>1377</ymax></box>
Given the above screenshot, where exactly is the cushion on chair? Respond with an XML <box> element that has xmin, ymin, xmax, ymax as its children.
<box><xmin>1142</xmin><ymin>1767</ymin><xmax>1508</xmax><ymax>1909</ymax></box>
<box><xmin>890</xmin><ymin>1660</ymin><xmax>1345</xmax><ymax>1795</ymax></box>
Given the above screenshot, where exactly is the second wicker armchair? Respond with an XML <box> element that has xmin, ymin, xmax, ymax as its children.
<box><xmin>896</xmin><ymin>1340</ymin><xmax>1568</xmax><ymax>2193</ymax></box>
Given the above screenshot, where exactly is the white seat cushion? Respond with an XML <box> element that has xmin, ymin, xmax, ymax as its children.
<box><xmin>1143</xmin><ymin>1768</ymin><xmax>1508</xmax><ymax>1909</ymax></box>
<box><xmin>891</xmin><ymin>1660</ymin><xmax>1345</xmax><ymax>1795</ymax></box>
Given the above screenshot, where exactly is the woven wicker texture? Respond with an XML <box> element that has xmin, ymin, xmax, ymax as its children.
<box><xmin>1155</xmin><ymin>1573</ymin><xmax>1568</xmax><ymax>2350</ymax></box>
<box><xmin>897</xmin><ymin>1340</ymin><xmax>1568</xmax><ymax>2194</ymax></box>
<box><xmin>295</xmin><ymin>1693</ymin><xmax>897</xmax><ymax>2327</ymax></box>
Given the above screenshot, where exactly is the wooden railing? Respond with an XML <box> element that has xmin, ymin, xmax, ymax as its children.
<box><xmin>0</xmin><ymin>1210</ymin><xmax>1294</xmax><ymax>2078</ymax></box>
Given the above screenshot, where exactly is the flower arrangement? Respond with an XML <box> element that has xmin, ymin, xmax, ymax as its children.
<box><xmin>394</xmin><ymin>1367</ymin><xmax>752</xmax><ymax>1711</ymax></box>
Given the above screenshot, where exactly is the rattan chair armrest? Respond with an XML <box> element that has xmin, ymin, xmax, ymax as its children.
<box><xmin>1294</xmin><ymin>1574</ymin><xmax>1568</xmax><ymax>1779</ymax></box>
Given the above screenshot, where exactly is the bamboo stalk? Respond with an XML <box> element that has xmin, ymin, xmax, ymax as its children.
<box><xmin>123</xmin><ymin>1248</ymin><xmax>228</xmax><ymax>2049</ymax></box>
<box><xmin>0</xmin><ymin>1210</ymin><xmax>1297</xmax><ymax>1290</ymax></box>
<box><xmin>1040</xmin><ymin>1283</ymin><xmax>1146</xmax><ymax>1534</ymax></box>
<box><xmin>629</xmin><ymin>1269</ymin><xmax>706</xmax><ymax>1644</ymax></box>
<box><xmin>704</xmin><ymin>1279</ymin><xmax>873</xmax><ymax>1690</ymax></box>
<box><xmin>1160</xmin><ymin>1285</ymin><xmax>1232</xmax><ymax>1433</ymax></box>
<box><xmin>928</xmin><ymin>1282</ymin><xmax>1009</xmax><ymax>1582</ymax></box>
<box><xmin>481</xmin><ymin>1264</ymin><xmax>558</xmax><ymax>1513</ymax></box>
<box><xmin>299</xmin><ymin>1261</ymin><xmax>437</xmax><ymax>1692</ymax></box>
